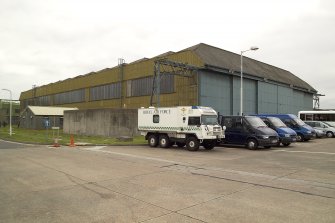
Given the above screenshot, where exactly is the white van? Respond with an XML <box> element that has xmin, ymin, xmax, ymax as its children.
<box><xmin>304</xmin><ymin>121</ymin><xmax>335</xmax><ymax>138</ymax></box>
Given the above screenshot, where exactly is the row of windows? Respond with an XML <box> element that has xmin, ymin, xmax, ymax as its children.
<box><xmin>54</xmin><ymin>89</ymin><xmax>85</xmax><ymax>105</ymax></box>
<box><xmin>23</xmin><ymin>74</ymin><xmax>175</xmax><ymax>106</ymax></box>
<box><xmin>127</xmin><ymin>74</ymin><xmax>174</xmax><ymax>97</ymax></box>
<box><xmin>90</xmin><ymin>83</ymin><xmax>121</xmax><ymax>101</ymax></box>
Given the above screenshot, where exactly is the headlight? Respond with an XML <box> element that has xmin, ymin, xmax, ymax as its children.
<box><xmin>307</xmin><ymin>131</ymin><xmax>311</xmax><ymax>134</ymax></box>
<box><xmin>284</xmin><ymin>134</ymin><xmax>290</xmax><ymax>137</ymax></box>
<box><xmin>260</xmin><ymin>135</ymin><xmax>269</xmax><ymax>139</ymax></box>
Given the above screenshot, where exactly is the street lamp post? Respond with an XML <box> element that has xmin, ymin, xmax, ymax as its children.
<box><xmin>240</xmin><ymin>46</ymin><xmax>259</xmax><ymax>116</ymax></box>
<box><xmin>2</xmin><ymin>89</ymin><xmax>12</xmax><ymax>136</ymax></box>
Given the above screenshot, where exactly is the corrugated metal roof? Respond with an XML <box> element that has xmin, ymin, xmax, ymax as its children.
<box><xmin>182</xmin><ymin>43</ymin><xmax>316</xmax><ymax>92</ymax></box>
<box><xmin>27</xmin><ymin>106</ymin><xmax>78</xmax><ymax>116</ymax></box>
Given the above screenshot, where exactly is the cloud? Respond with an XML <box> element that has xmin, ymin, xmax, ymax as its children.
<box><xmin>0</xmin><ymin>0</ymin><xmax>334</xmax><ymax>109</ymax></box>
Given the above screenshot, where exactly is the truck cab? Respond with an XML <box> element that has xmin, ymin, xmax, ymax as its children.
<box><xmin>220</xmin><ymin>116</ymin><xmax>279</xmax><ymax>149</ymax></box>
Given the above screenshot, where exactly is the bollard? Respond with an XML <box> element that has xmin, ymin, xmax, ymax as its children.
<box><xmin>53</xmin><ymin>138</ymin><xmax>60</xmax><ymax>147</ymax></box>
<box><xmin>69</xmin><ymin>135</ymin><xmax>76</xmax><ymax>147</ymax></box>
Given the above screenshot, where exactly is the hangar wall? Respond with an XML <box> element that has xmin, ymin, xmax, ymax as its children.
<box><xmin>19</xmin><ymin>43</ymin><xmax>316</xmax><ymax>118</ymax></box>
<box><xmin>199</xmin><ymin>71</ymin><xmax>313</xmax><ymax>115</ymax></box>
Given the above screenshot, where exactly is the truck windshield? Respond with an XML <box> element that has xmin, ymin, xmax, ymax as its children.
<box><xmin>201</xmin><ymin>115</ymin><xmax>218</xmax><ymax>125</ymax></box>
<box><xmin>268</xmin><ymin>117</ymin><xmax>286</xmax><ymax>128</ymax></box>
<box><xmin>245</xmin><ymin>117</ymin><xmax>267</xmax><ymax>128</ymax></box>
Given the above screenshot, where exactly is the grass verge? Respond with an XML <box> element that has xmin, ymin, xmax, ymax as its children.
<box><xmin>0</xmin><ymin>127</ymin><xmax>146</xmax><ymax>146</ymax></box>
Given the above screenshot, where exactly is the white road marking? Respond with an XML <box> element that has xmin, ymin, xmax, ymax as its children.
<box><xmin>81</xmin><ymin>146</ymin><xmax>178</xmax><ymax>164</ymax></box>
<box><xmin>273</xmin><ymin>149</ymin><xmax>335</xmax><ymax>155</ymax></box>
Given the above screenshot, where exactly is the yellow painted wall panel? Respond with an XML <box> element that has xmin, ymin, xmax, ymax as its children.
<box><xmin>19</xmin><ymin>49</ymin><xmax>203</xmax><ymax>109</ymax></box>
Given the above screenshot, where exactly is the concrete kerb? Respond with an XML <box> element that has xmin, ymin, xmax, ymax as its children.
<box><xmin>0</xmin><ymin>138</ymin><xmax>146</xmax><ymax>147</ymax></box>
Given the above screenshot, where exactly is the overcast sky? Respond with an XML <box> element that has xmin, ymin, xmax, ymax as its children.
<box><xmin>1</xmin><ymin>0</ymin><xmax>334</xmax><ymax>108</ymax></box>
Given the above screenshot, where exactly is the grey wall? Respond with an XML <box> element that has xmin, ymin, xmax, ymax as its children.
<box><xmin>199</xmin><ymin>71</ymin><xmax>313</xmax><ymax>115</ymax></box>
<box><xmin>63</xmin><ymin>108</ymin><xmax>139</xmax><ymax>137</ymax></box>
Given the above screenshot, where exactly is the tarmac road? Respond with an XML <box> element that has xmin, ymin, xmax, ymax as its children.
<box><xmin>0</xmin><ymin>139</ymin><xmax>334</xmax><ymax>222</ymax></box>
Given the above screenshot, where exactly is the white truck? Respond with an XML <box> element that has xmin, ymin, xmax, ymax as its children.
<box><xmin>138</xmin><ymin>106</ymin><xmax>225</xmax><ymax>151</ymax></box>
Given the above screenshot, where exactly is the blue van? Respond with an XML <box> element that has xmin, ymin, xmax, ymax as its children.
<box><xmin>256</xmin><ymin>116</ymin><xmax>297</xmax><ymax>146</ymax></box>
<box><xmin>220</xmin><ymin>116</ymin><xmax>279</xmax><ymax>149</ymax></box>
<box><xmin>258</xmin><ymin>114</ymin><xmax>316</xmax><ymax>142</ymax></box>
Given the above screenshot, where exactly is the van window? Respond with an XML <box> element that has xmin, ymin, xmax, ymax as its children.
<box><xmin>268</xmin><ymin>117</ymin><xmax>286</xmax><ymax>128</ymax></box>
<box><xmin>294</xmin><ymin>118</ymin><xmax>305</xmax><ymax>126</ymax></box>
<box><xmin>223</xmin><ymin>118</ymin><xmax>233</xmax><ymax>128</ymax></box>
<box><xmin>306</xmin><ymin>122</ymin><xmax>314</xmax><ymax>127</ymax></box>
<box><xmin>188</xmin><ymin>117</ymin><xmax>200</xmax><ymax>125</ymax></box>
<box><xmin>262</xmin><ymin>119</ymin><xmax>271</xmax><ymax>127</ymax></box>
<box><xmin>245</xmin><ymin>117</ymin><xmax>267</xmax><ymax>128</ymax></box>
<box><xmin>234</xmin><ymin>119</ymin><xmax>243</xmax><ymax>129</ymax></box>
<box><xmin>284</xmin><ymin>119</ymin><xmax>295</xmax><ymax>128</ymax></box>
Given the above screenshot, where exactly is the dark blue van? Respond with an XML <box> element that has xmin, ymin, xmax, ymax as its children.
<box><xmin>256</xmin><ymin>116</ymin><xmax>297</xmax><ymax>146</ymax></box>
<box><xmin>258</xmin><ymin>114</ymin><xmax>316</xmax><ymax>142</ymax></box>
<box><xmin>220</xmin><ymin>116</ymin><xmax>279</xmax><ymax>149</ymax></box>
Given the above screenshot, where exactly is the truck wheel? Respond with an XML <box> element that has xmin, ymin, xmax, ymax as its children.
<box><xmin>264</xmin><ymin>146</ymin><xmax>271</xmax><ymax>149</ymax></box>
<box><xmin>186</xmin><ymin>137</ymin><xmax>200</xmax><ymax>151</ymax></box>
<box><xmin>282</xmin><ymin>143</ymin><xmax>290</xmax><ymax>147</ymax></box>
<box><xmin>246</xmin><ymin>139</ymin><xmax>258</xmax><ymax>150</ymax></box>
<box><xmin>296</xmin><ymin>134</ymin><xmax>304</xmax><ymax>142</ymax></box>
<box><xmin>159</xmin><ymin>135</ymin><xmax>170</xmax><ymax>148</ymax></box>
<box><xmin>203</xmin><ymin>141</ymin><xmax>216</xmax><ymax>150</ymax></box>
<box><xmin>148</xmin><ymin>135</ymin><xmax>158</xmax><ymax>147</ymax></box>
<box><xmin>326</xmin><ymin>131</ymin><xmax>334</xmax><ymax>138</ymax></box>
<box><xmin>176</xmin><ymin>142</ymin><xmax>186</xmax><ymax>148</ymax></box>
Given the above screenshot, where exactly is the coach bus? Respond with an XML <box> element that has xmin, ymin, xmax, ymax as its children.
<box><xmin>298</xmin><ymin>110</ymin><xmax>335</xmax><ymax>125</ymax></box>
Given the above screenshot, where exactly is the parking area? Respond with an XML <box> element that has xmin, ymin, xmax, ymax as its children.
<box><xmin>0</xmin><ymin>138</ymin><xmax>334</xmax><ymax>222</ymax></box>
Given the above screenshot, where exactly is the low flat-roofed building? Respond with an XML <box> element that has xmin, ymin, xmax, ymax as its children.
<box><xmin>20</xmin><ymin>106</ymin><xmax>78</xmax><ymax>129</ymax></box>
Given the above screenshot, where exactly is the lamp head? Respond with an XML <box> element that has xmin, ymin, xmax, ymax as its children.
<box><xmin>250</xmin><ymin>46</ymin><xmax>259</xmax><ymax>51</ymax></box>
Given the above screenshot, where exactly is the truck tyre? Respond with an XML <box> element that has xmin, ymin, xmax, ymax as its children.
<box><xmin>176</xmin><ymin>142</ymin><xmax>186</xmax><ymax>148</ymax></box>
<box><xmin>326</xmin><ymin>131</ymin><xmax>334</xmax><ymax>138</ymax></box>
<box><xmin>186</xmin><ymin>137</ymin><xmax>200</xmax><ymax>151</ymax></box>
<box><xmin>282</xmin><ymin>143</ymin><xmax>291</xmax><ymax>147</ymax></box>
<box><xmin>296</xmin><ymin>134</ymin><xmax>304</xmax><ymax>142</ymax></box>
<box><xmin>203</xmin><ymin>141</ymin><xmax>216</xmax><ymax>150</ymax></box>
<box><xmin>148</xmin><ymin>134</ymin><xmax>158</xmax><ymax>147</ymax></box>
<box><xmin>159</xmin><ymin>135</ymin><xmax>170</xmax><ymax>148</ymax></box>
<box><xmin>246</xmin><ymin>139</ymin><xmax>258</xmax><ymax>150</ymax></box>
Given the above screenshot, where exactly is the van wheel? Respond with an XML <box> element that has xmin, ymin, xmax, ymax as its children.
<box><xmin>186</xmin><ymin>137</ymin><xmax>200</xmax><ymax>151</ymax></box>
<box><xmin>159</xmin><ymin>135</ymin><xmax>170</xmax><ymax>148</ymax></box>
<box><xmin>246</xmin><ymin>139</ymin><xmax>258</xmax><ymax>150</ymax></box>
<box><xmin>326</xmin><ymin>132</ymin><xmax>334</xmax><ymax>138</ymax></box>
<box><xmin>203</xmin><ymin>141</ymin><xmax>216</xmax><ymax>150</ymax></box>
<box><xmin>282</xmin><ymin>143</ymin><xmax>291</xmax><ymax>147</ymax></box>
<box><xmin>148</xmin><ymin>135</ymin><xmax>158</xmax><ymax>147</ymax></box>
<box><xmin>296</xmin><ymin>134</ymin><xmax>304</xmax><ymax>142</ymax></box>
<box><xmin>176</xmin><ymin>142</ymin><xmax>186</xmax><ymax>148</ymax></box>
